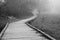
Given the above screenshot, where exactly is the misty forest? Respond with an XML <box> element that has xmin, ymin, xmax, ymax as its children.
<box><xmin>0</xmin><ymin>0</ymin><xmax>60</xmax><ymax>40</ymax></box>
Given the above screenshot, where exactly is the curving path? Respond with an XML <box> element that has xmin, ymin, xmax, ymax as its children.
<box><xmin>2</xmin><ymin>10</ymin><xmax>48</xmax><ymax>40</ymax></box>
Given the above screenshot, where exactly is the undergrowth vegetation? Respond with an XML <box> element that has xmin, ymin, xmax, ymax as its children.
<box><xmin>30</xmin><ymin>15</ymin><xmax>60</xmax><ymax>40</ymax></box>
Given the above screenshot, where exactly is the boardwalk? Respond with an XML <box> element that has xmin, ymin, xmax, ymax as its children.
<box><xmin>2</xmin><ymin>20</ymin><xmax>47</xmax><ymax>40</ymax></box>
<box><xmin>2</xmin><ymin>10</ymin><xmax>48</xmax><ymax>40</ymax></box>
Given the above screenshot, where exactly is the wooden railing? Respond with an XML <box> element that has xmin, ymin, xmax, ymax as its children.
<box><xmin>25</xmin><ymin>15</ymin><xmax>56</xmax><ymax>40</ymax></box>
<box><xmin>26</xmin><ymin>22</ymin><xmax>56</xmax><ymax>40</ymax></box>
<box><xmin>0</xmin><ymin>23</ymin><xmax>9</xmax><ymax>39</ymax></box>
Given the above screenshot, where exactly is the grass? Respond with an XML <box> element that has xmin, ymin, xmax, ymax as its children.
<box><xmin>0</xmin><ymin>16</ymin><xmax>8</xmax><ymax>33</ymax></box>
<box><xmin>30</xmin><ymin>15</ymin><xmax>60</xmax><ymax>40</ymax></box>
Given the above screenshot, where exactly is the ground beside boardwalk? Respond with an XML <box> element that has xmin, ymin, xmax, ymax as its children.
<box><xmin>30</xmin><ymin>15</ymin><xmax>60</xmax><ymax>40</ymax></box>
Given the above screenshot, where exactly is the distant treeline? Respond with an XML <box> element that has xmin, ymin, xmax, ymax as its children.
<box><xmin>0</xmin><ymin>0</ymin><xmax>38</xmax><ymax>18</ymax></box>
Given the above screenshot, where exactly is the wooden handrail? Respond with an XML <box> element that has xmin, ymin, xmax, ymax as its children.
<box><xmin>26</xmin><ymin>22</ymin><xmax>56</xmax><ymax>40</ymax></box>
<box><xmin>0</xmin><ymin>23</ymin><xmax>9</xmax><ymax>38</ymax></box>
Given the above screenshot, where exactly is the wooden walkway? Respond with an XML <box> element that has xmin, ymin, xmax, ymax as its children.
<box><xmin>1</xmin><ymin>9</ymin><xmax>48</xmax><ymax>40</ymax></box>
<box><xmin>1</xmin><ymin>17</ymin><xmax>48</xmax><ymax>40</ymax></box>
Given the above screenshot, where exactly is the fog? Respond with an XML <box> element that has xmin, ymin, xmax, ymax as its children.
<box><xmin>38</xmin><ymin>0</ymin><xmax>60</xmax><ymax>16</ymax></box>
<box><xmin>0</xmin><ymin>0</ymin><xmax>60</xmax><ymax>17</ymax></box>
